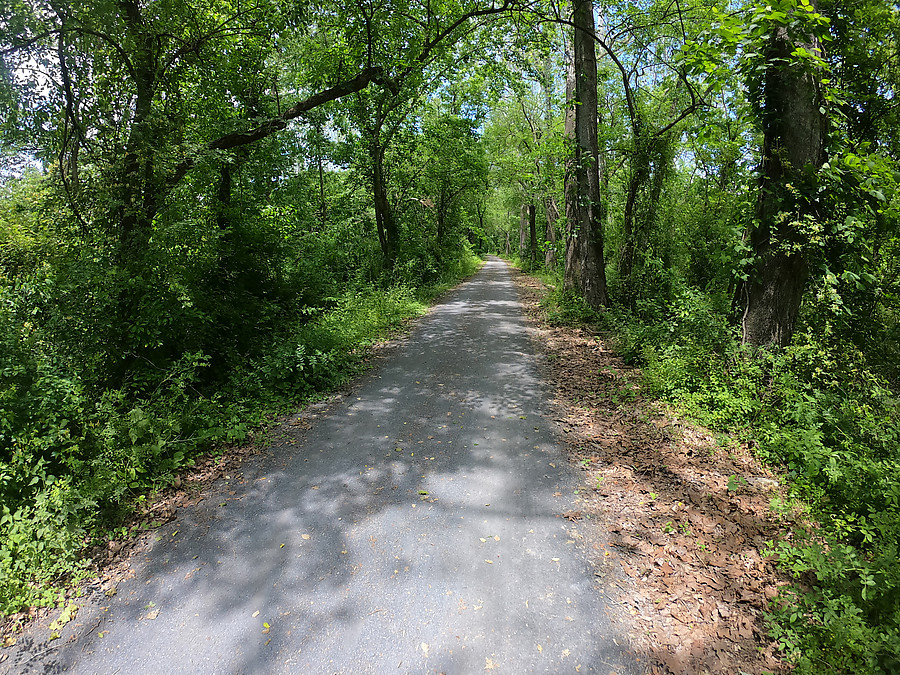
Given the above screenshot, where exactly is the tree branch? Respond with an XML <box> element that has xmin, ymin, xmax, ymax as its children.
<box><xmin>167</xmin><ymin>67</ymin><xmax>393</xmax><ymax>188</ymax></box>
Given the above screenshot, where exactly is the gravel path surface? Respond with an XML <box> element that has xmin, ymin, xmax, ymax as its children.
<box><xmin>7</xmin><ymin>257</ymin><xmax>643</xmax><ymax>674</ymax></box>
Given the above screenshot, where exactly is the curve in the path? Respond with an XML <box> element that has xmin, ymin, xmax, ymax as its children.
<box><xmin>8</xmin><ymin>257</ymin><xmax>644</xmax><ymax>675</ymax></box>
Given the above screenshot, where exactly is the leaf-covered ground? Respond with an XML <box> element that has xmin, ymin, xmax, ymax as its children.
<box><xmin>511</xmin><ymin>269</ymin><xmax>793</xmax><ymax>675</ymax></box>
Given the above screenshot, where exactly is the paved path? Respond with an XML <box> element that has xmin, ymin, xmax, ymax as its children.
<box><xmin>9</xmin><ymin>257</ymin><xmax>642</xmax><ymax>674</ymax></box>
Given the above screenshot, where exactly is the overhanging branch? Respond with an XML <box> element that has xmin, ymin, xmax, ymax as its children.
<box><xmin>167</xmin><ymin>67</ymin><xmax>394</xmax><ymax>188</ymax></box>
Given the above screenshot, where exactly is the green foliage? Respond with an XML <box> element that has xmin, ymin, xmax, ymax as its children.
<box><xmin>542</xmin><ymin>286</ymin><xmax>603</xmax><ymax>327</ymax></box>
<box><xmin>0</xmin><ymin>159</ymin><xmax>481</xmax><ymax>615</ymax></box>
<box><xmin>603</xmin><ymin>283</ymin><xmax>900</xmax><ymax>672</ymax></box>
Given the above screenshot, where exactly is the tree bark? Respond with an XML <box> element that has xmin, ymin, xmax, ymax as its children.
<box><xmin>117</xmin><ymin>0</ymin><xmax>158</xmax><ymax>263</ymax></box>
<box><xmin>618</xmin><ymin>137</ymin><xmax>648</xmax><ymax>284</ymax></box>
<box><xmin>372</xmin><ymin>141</ymin><xmax>398</xmax><ymax>266</ymax></box>
<box><xmin>544</xmin><ymin>195</ymin><xmax>559</xmax><ymax>271</ymax></box>
<box><xmin>527</xmin><ymin>203</ymin><xmax>538</xmax><ymax>264</ymax></box>
<box><xmin>739</xmin><ymin>8</ymin><xmax>828</xmax><ymax>348</ymax></box>
<box><xmin>563</xmin><ymin>0</ymin><xmax>609</xmax><ymax>309</ymax></box>
<box><xmin>519</xmin><ymin>204</ymin><xmax>528</xmax><ymax>255</ymax></box>
<box><xmin>167</xmin><ymin>68</ymin><xmax>389</xmax><ymax>190</ymax></box>
<box><xmin>317</xmin><ymin>150</ymin><xmax>327</xmax><ymax>229</ymax></box>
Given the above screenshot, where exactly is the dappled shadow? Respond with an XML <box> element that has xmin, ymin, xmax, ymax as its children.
<box><xmin>511</xmin><ymin>269</ymin><xmax>791</xmax><ymax>675</ymax></box>
<box><xmin>6</xmin><ymin>259</ymin><xmax>644</xmax><ymax>675</ymax></box>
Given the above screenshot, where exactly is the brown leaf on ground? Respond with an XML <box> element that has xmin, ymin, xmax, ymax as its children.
<box><xmin>511</xmin><ymin>268</ymin><xmax>793</xmax><ymax>675</ymax></box>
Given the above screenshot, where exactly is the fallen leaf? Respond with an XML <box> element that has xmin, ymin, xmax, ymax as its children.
<box><xmin>421</xmin><ymin>642</ymin><xmax>429</xmax><ymax>657</ymax></box>
<box><xmin>49</xmin><ymin>602</ymin><xmax>78</xmax><ymax>631</ymax></box>
<box><xmin>301</xmin><ymin>534</ymin><xmax>311</xmax><ymax>540</ymax></box>
<box><xmin>252</xmin><ymin>610</ymin><xmax>260</xmax><ymax>618</ymax></box>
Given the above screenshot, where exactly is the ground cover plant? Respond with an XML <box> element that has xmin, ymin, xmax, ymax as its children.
<box><xmin>2</xmin><ymin>0</ymin><xmax>900</xmax><ymax>671</ymax></box>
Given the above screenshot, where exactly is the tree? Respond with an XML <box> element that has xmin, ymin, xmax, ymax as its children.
<box><xmin>0</xmin><ymin>0</ymin><xmax>393</xmax><ymax>381</ymax></box>
<box><xmin>563</xmin><ymin>0</ymin><xmax>608</xmax><ymax>308</ymax></box>
<box><xmin>315</xmin><ymin>0</ymin><xmax>518</xmax><ymax>267</ymax></box>
<box><xmin>736</xmin><ymin>0</ymin><xmax>830</xmax><ymax>347</ymax></box>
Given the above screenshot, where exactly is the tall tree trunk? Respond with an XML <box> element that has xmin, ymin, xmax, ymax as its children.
<box><xmin>619</xmin><ymin>131</ymin><xmax>672</xmax><ymax>285</ymax></box>
<box><xmin>216</xmin><ymin>161</ymin><xmax>233</xmax><ymax>232</ymax></box>
<box><xmin>519</xmin><ymin>204</ymin><xmax>528</xmax><ymax>255</ymax></box>
<box><xmin>544</xmin><ymin>195</ymin><xmax>559</xmax><ymax>271</ymax></box>
<box><xmin>108</xmin><ymin>0</ymin><xmax>161</xmax><ymax>385</ymax></box>
<box><xmin>739</xmin><ymin>7</ymin><xmax>828</xmax><ymax>348</ymax></box>
<box><xmin>118</xmin><ymin>1</ymin><xmax>158</xmax><ymax>264</ymax></box>
<box><xmin>528</xmin><ymin>203</ymin><xmax>538</xmax><ymax>264</ymax></box>
<box><xmin>618</xmin><ymin>141</ymin><xmax>648</xmax><ymax>284</ymax></box>
<box><xmin>564</xmin><ymin>0</ymin><xmax>609</xmax><ymax>309</ymax></box>
<box><xmin>372</xmin><ymin>141</ymin><xmax>398</xmax><ymax>266</ymax></box>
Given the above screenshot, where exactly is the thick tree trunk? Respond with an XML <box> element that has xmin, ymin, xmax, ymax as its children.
<box><xmin>563</xmin><ymin>0</ymin><xmax>609</xmax><ymax>309</ymax></box>
<box><xmin>739</xmin><ymin>9</ymin><xmax>828</xmax><ymax>348</ymax></box>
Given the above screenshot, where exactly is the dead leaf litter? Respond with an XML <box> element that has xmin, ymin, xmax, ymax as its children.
<box><xmin>511</xmin><ymin>268</ymin><xmax>792</xmax><ymax>675</ymax></box>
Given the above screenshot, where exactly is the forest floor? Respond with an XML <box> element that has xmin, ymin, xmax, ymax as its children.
<box><xmin>510</xmin><ymin>268</ymin><xmax>793</xmax><ymax>675</ymax></box>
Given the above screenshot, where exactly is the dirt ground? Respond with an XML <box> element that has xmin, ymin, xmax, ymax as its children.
<box><xmin>511</xmin><ymin>268</ymin><xmax>793</xmax><ymax>675</ymax></box>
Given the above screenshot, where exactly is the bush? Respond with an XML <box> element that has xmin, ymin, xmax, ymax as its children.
<box><xmin>599</xmin><ymin>284</ymin><xmax>900</xmax><ymax>673</ymax></box>
<box><xmin>0</xmin><ymin>170</ymin><xmax>482</xmax><ymax>614</ymax></box>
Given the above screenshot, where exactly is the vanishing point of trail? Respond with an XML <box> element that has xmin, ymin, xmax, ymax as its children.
<box><xmin>15</xmin><ymin>258</ymin><xmax>644</xmax><ymax>674</ymax></box>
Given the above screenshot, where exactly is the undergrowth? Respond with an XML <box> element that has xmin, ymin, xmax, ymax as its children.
<box><xmin>540</xmin><ymin>281</ymin><xmax>900</xmax><ymax>674</ymax></box>
<box><xmin>0</xmin><ymin>244</ymin><xmax>480</xmax><ymax>617</ymax></box>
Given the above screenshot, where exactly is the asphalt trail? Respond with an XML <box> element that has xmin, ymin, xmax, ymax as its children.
<box><xmin>9</xmin><ymin>257</ymin><xmax>643</xmax><ymax>674</ymax></box>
